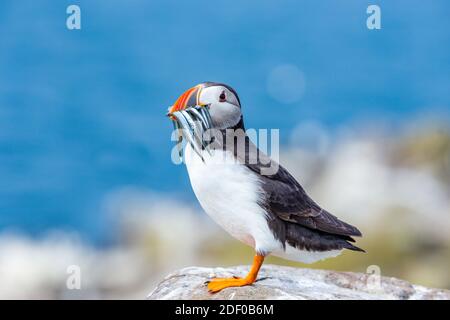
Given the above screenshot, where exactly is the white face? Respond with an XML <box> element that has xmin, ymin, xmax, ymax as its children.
<box><xmin>198</xmin><ymin>85</ymin><xmax>242</xmax><ymax>129</ymax></box>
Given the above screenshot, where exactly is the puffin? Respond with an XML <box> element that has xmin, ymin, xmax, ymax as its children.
<box><xmin>167</xmin><ymin>82</ymin><xmax>363</xmax><ymax>293</ymax></box>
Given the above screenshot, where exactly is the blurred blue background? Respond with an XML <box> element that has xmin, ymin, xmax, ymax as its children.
<box><xmin>0</xmin><ymin>0</ymin><xmax>448</xmax><ymax>243</ymax></box>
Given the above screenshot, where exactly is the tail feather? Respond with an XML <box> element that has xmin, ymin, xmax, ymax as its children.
<box><xmin>285</xmin><ymin>222</ymin><xmax>365</xmax><ymax>253</ymax></box>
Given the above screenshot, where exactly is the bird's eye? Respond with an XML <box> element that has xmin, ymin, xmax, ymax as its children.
<box><xmin>219</xmin><ymin>91</ymin><xmax>226</xmax><ymax>102</ymax></box>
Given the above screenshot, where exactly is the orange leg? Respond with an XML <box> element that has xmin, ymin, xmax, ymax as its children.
<box><xmin>206</xmin><ymin>254</ymin><xmax>264</xmax><ymax>293</ymax></box>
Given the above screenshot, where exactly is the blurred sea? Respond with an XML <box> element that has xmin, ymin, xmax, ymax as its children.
<box><xmin>0</xmin><ymin>0</ymin><xmax>449</xmax><ymax>243</ymax></box>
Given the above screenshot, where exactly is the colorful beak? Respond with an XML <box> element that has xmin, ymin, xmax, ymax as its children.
<box><xmin>167</xmin><ymin>85</ymin><xmax>202</xmax><ymax>118</ymax></box>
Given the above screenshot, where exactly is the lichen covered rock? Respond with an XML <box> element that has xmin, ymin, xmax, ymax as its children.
<box><xmin>148</xmin><ymin>265</ymin><xmax>450</xmax><ymax>300</ymax></box>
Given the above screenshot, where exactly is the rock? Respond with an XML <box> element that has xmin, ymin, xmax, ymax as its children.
<box><xmin>147</xmin><ymin>264</ymin><xmax>450</xmax><ymax>300</ymax></box>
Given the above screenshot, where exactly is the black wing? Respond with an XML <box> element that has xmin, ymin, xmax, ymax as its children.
<box><xmin>254</xmin><ymin>163</ymin><xmax>362</xmax><ymax>237</ymax></box>
<box><xmin>236</xmin><ymin>135</ymin><xmax>362</xmax><ymax>238</ymax></box>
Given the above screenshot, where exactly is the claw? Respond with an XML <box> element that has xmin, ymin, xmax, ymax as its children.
<box><xmin>206</xmin><ymin>277</ymin><xmax>253</xmax><ymax>293</ymax></box>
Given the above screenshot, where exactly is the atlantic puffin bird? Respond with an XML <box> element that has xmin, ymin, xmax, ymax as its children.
<box><xmin>168</xmin><ymin>82</ymin><xmax>363</xmax><ymax>293</ymax></box>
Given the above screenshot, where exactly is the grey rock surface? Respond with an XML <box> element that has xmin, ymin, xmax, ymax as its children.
<box><xmin>148</xmin><ymin>264</ymin><xmax>450</xmax><ymax>300</ymax></box>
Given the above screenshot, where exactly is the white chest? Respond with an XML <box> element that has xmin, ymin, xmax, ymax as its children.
<box><xmin>184</xmin><ymin>144</ymin><xmax>281</xmax><ymax>252</ymax></box>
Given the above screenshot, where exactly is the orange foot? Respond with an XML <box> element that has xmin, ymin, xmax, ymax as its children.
<box><xmin>206</xmin><ymin>277</ymin><xmax>253</xmax><ymax>293</ymax></box>
<box><xmin>206</xmin><ymin>254</ymin><xmax>265</xmax><ymax>293</ymax></box>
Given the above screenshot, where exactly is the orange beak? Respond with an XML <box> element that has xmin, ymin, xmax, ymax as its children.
<box><xmin>167</xmin><ymin>85</ymin><xmax>203</xmax><ymax>119</ymax></box>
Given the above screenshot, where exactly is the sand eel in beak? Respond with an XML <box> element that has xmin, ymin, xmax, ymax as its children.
<box><xmin>167</xmin><ymin>82</ymin><xmax>364</xmax><ymax>293</ymax></box>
